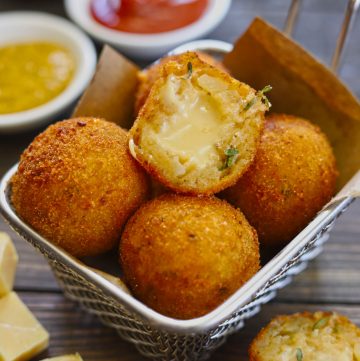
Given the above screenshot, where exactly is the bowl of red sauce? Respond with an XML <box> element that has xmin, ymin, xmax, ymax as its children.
<box><xmin>64</xmin><ymin>0</ymin><xmax>231</xmax><ymax>59</ymax></box>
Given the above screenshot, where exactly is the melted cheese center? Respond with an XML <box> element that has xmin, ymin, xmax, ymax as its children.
<box><xmin>158</xmin><ymin>75</ymin><xmax>222</xmax><ymax>167</ymax></box>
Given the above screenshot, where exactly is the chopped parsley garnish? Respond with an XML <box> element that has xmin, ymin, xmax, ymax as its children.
<box><xmin>220</xmin><ymin>147</ymin><xmax>239</xmax><ymax>170</ymax></box>
<box><xmin>313</xmin><ymin>317</ymin><xmax>330</xmax><ymax>330</ymax></box>
<box><xmin>259</xmin><ymin>85</ymin><xmax>272</xmax><ymax>107</ymax></box>
<box><xmin>244</xmin><ymin>85</ymin><xmax>272</xmax><ymax>111</ymax></box>
<box><xmin>187</xmin><ymin>62</ymin><xmax>193</xmax><ymax>79</ymax></box>
<box><xmin>244</xmin><ymin>98</ymin><xmax>256</xmax><ymax>111</ymax></box>
<box><xmin>296</xmin><ymin>348</ymin><xmax>303</xmax><ymax>361</ymax></box>
<box><xmin>260</xmin><ymin>85</ymin><xmax>272</xmax><ymax>94</ymax></box>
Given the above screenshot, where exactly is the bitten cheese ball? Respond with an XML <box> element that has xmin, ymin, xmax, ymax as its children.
<box><xmin>11</xmin><ymin>118</ymin><xmax>150</xmax><ymax>258</ymax></box>
<box><xmin>120</xmin><ymin>194</ymin><xmax>260</xmax><ymax>319</ymax></box>
<box><xmin>129</xmin><ymin>52</ymin><xmax>268</xmax><ymax>195</ymax></box>
<box><xmin>222</xmin><ymin>114</ymin><xmax>338</xmax><ymax>247</ymax></box>
<box><xmin>249</xmin><ymin>311</ymin><xmax>360</xmax><ymax>361</ymax></box>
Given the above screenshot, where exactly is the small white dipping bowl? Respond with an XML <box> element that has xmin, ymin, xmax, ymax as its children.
<box><xmin>0</xmin><ymin>12</ymin><xmax>97</xmax><ymax>133</ymax></box>
<box><xmin>65</xmin><ymin>0</ymin><xmax>232</xmax><ymax>59</ymax></box>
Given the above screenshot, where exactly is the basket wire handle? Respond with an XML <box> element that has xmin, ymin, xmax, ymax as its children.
<box><xmin>332</xmin><ymin>0</ymin><xmax>360</xmax><ymax>73</ymax></box>
<box><xmin>284</xmin><ymin>0</ymin><xmax>302</xmax><ymax>36</ymax></box>
<box><xmin>284</xmin><ymin>0</ymin><xmax>360</xmax><ymax>74</ymax></box>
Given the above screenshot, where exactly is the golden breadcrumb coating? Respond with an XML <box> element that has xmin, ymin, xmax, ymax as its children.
<box><xmin>11</xmin><ymin>117</ymin><xmax>150</xmax><ymax>258</ymax></box>
<box><xmin>249</xmin><ymin>311</ymin><xmax>360</xmax><ymax>361</ymax></box>
<box><xmin>135</xmin><ymin>51</ymin><xmax>228</xmax><ymax>114</ymax></box>
<box><xmin>120</xmin><ymin>194</ymin><xmax>260</xmax><ymax>319</ymax></box>
<box><xmin>222</xmin><ymin>114</ymin><xmax>338</xmax><ymax>247</ymax></box>
<box><xmin>129</xmin><ymin>52</ymin><xmax>268</xmax><ymax>195</ymax></box>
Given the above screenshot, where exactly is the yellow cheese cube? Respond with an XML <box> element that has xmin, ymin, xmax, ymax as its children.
<box><xmin>0</xmin><ymin>292</ymin><xmax>49</xmax><ymax>361</ymax></box>
<box><xmin>0</xmin><ymin>232</ymin><xmax>18</xmax><ymax>296</ymax></box>
<box><xmin>41</xmin><ymin>354</ymin><xmax>83</xmax><ymax>361</ymax></box>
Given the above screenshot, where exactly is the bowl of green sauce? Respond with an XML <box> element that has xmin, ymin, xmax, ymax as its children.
<box><xmin>0</xmin><ymin>12</ymin><xmax>97</xmax><ymax>133</ymax></box>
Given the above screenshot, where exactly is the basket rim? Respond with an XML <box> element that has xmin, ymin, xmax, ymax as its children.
<box><xmin>0</xmin><ymin>163</ymin><xmax>353</xmax><ymax>333</ymax></box>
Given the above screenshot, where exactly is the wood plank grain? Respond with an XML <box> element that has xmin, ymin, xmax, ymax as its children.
<box><xmin>276</xmin><ymin>200</ymin><xmax>360</xmax><ymax>303</ymax></box>
<box><xmin>0</xmin><ymin>0</ymin><xmax>67</xmax><ymax>16</ymax></box>
<box><xmin>18</xmin><ymin>291</ymin><xmax>360</xmax><ymax>361</ymax></box>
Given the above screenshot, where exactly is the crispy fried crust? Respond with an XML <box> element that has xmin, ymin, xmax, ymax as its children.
<box><xmin>120</xmin><ymin>194</ymin><xmax>260</xmax><ymax>319</ymax></box>
<box><xmin>222</xmin><ymin>114</ymin><xmax>338</xmax><ymax>247</ymax></box>
<box><xmin>11</xmin><ymin>117</ymin><xmax>150</xmax><ymax>258</ymax></box>
<box><xmin>135</xmin><ymin>51</ymin><xmax>228</xmax><ymax>114</ymax></box>
<box><xmin>249</xmin><ymin>311</ymin><xmax>360</xmax><ymax>361</ymax></box>
<box><xmin>129</xmin><ymin>52</ymin><xmax>267</xmax><ymax>195</ymax></box>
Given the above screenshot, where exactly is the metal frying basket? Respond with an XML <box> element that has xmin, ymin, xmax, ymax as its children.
<box><xmin>0</xmin><ymin>1</ymin><xmax>359</xmax><ymax>360</ymax></box>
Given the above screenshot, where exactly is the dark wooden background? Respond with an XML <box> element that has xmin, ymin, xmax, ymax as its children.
<box><xmin>0</xmin><ymin>1</ymin><xmax>360</xmax><ymax>360</ymax></box>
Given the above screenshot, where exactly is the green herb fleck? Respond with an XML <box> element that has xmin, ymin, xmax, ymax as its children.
<box><xmin>187</xmin><ymin>62</ymin><xmax>193</xmax><ymax>79</ymax></box>
<box><xmin>243</xmin><ymin>85</ymin><xmax>272</xmax><ymax>111</ymax></box>
<box><xmin>225</xmin><ymin>147</ymin><xmax>239</xmax><ymax>157</ymax></box>
<box><xmin>244</xmin><ymin>98</ymin><xmax>256</xmax><ymax>111</ymax></box>
<box><xmin>220</xmin><ymin>147</ymin><xmax>239</xmax><ymax>170</ymax></box>
<box><xmin>296</xmin><ymin>348</ymin><xmax>303</xmax><ymax>361</ymax></box>
<box><xmin>260</xmin><ymin>85</ymin><xmax>272</xmax><ymax>94</ymax></box>
<box><xmin>313</xmin><ymin>317</ymin><xmax>330</xmax><ymax>330</ymax></box>
<box><xmin>258</xmin><ymin>85</ymin><xmax>272</xmax><ymax>108</ymax></box>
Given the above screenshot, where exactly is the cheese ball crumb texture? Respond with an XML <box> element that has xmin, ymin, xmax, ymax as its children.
<box><xmin>120</xmin><ymin>194</ymin><xmax>260</xmax><ymax>319</ymax></box>
<box><xmin>11</xmin><ymin>117</ymin><xmax>150</xmax><ymax>258</ymax></box>
<box><xmin>249</xmin><ymin>311</ymin><xmax>360</xmax><ymax>361</ymax></box>
<box><xmin>223</xmin><ymin>114</ymin><xmax>338</xmax><ymax>247</ymax></box>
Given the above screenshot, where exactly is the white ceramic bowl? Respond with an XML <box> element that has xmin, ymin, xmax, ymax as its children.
<box><xmin>64</xmin><ymin>0</ymin><xmax>232</xmax><ymax>59</ymax></box>
<box><xmin>0</xmin><ymin>12</ymin><xmax>97</xmax><ymax>133</ymax></box>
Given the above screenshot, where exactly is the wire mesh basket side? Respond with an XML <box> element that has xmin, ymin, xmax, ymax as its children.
<box><xmin>0</xmin><ymin>163</ymin><xmax>354</xmax><ymax>361</ymax></box>
<box><xmin>50</xmin><ymin>259</ymin><xmax>229</xmax><ymax>361</ymax></box>
<box><xmin>47</xmin><ymin>199</ymin><xmax>351</xmax><ymax>361</ymax></box>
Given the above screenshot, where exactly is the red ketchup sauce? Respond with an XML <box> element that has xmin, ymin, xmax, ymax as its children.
<box><xmin>90</xmin><ymin>0</ymin><xmax>209</xmax><ymax>34</ymax></box>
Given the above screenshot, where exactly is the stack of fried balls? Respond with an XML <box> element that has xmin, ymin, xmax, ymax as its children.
<box><xmin>11</xmin><ymin>52</ymin><xmax>338</xmax><ymax>320</ymax></box>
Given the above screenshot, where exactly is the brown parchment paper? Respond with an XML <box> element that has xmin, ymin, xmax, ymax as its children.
<box><xmin>73</xmin><ymin>45</ymin><xmax>139</xmax><ymax>130</ymax></box>
<box><xmin>224</xmin><ymin>17</ymin><xmax>360</xmax><ymax>198</ymax></box>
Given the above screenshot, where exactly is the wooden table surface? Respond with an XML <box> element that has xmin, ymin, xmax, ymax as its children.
<box><xmin>1</xmin><ymin>1</ymin><xmax>360</xmax><ymax>360</ymax></box>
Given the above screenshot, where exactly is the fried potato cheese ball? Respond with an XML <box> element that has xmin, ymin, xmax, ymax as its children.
<box><xmin>120</xmin><ymin>194</ymin><xmax>260</xmax><ymax>319</ymax></box>
<box><xmin>129</xmin><ymin>52</ymin><xmax>268</xmax><ymax>195</ymax></box>
<box><xmin>223</xmin><ymin>114</ymin><xmax>338</xmax><ymax>247</ymax></box>
<box><xmin>11</xmin><ymin>118</ymin><xmax>150</xmax><ymax>258</ymax></box>
<box><xmin>249</xmin><ymin>311</ymin><xmax>360</xmax><ymax>361</ymax></box>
